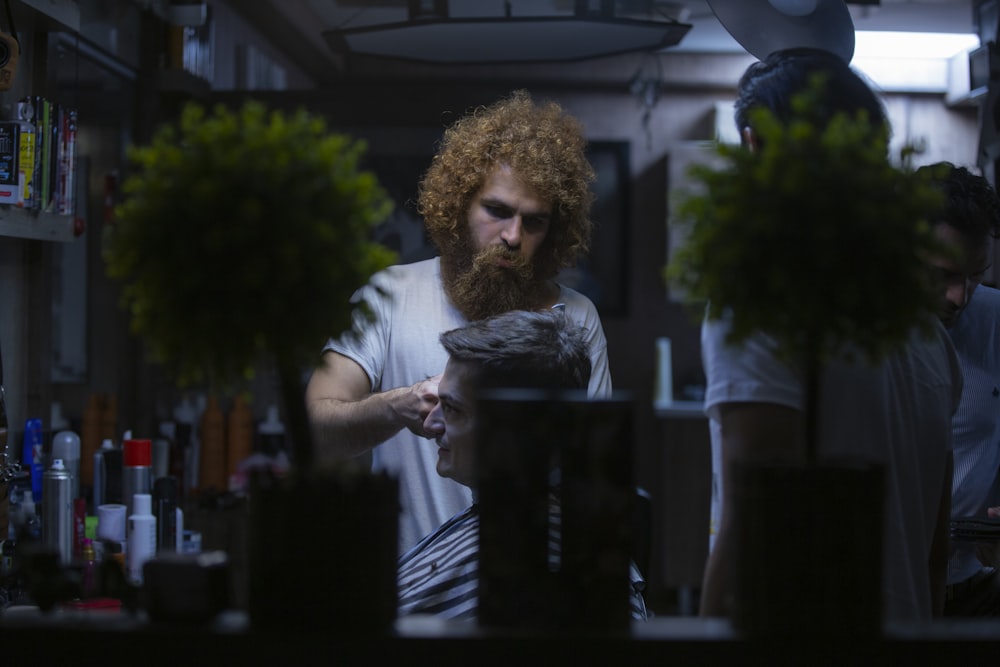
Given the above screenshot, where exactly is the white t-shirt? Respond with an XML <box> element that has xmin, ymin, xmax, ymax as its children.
<box><xmin>702</xmin><ymin>313</ymin><xmax>962</xmax><ymax>621</ymax></box>
<box><xmin>324</xmin><ymin>257</ymin><xmax>612</xmax><ymax>553</ymax></box>
<box><xmin>947</xmin><ymin>284</ymin><xmax>1000</xmax><ymax>585</ymax></box>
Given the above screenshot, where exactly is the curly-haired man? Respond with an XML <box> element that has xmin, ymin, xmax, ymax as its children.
<box><xmin>306</xmin><ymin>90</ymin><xmax>612</xmax><ymax>553</ymax></box>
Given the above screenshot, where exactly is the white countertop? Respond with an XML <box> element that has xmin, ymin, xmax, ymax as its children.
<box><xmin>653</xmin><ymin>400</ymin><xmax>706</xmax><ymax>419</ymax></box>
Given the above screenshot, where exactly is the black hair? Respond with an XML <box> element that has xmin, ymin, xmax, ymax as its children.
<box><xmin>734</xmin><ymin>47</ymin><xmax>888</xmax><ymax>137</ymax></box>
<box><xmin>917</xmin><ymin>161</ymin><xmax>1000</xmax><ymax>240</ymax></box>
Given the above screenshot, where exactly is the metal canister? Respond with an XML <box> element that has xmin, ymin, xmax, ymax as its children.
<box><xmin>42</xmin><ymin>458</ymin><xmax>73</xmax><ymax>564</ymax></box>
<box><xmin>122</xmin><ymin>438</ymin><xmax>152</xmax><ymax>528</ymax></box>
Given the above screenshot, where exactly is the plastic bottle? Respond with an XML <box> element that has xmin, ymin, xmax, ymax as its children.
<box><xmin>80</xmin><ymin>393</ymin><xmax>103</xmax><ymax>493</ymax></box>
<box><xmin>93</xmin><ymin>438</ymin><xmax>114</xmax><ymax>509</ymax></box>
<box><xmin>22</xmin><ymin>418</ymin><xmax>44</xmax><ymax>503</ymax></box>
<box><xmin>174</xmin><ymin>395</ymin><xmax>199</xmax><ymax>495</ymax></box>
<box><xmin>199</xmin><ymin>396</ymin><xmax>226</xmax><ymax>492</ymax></box>
<box><xmin>126</xmin><ymin>493</ymin><xmax>156</xmax><ymax>585</ymax></box>
<box><xmin>102</xmin><ymin>441</ymin><xmax>124</xmax><ymax>505</ymax></box>
<box><xmin>152</xmin><ymin>437</ymin><xmax>171</xmax><ymax>482</ymax></box>
<box><xmin>654</xmin><ymin>337</ymin><xmax>673</xmax><ymax>407</ymax></box>
<box><xmin>45</xmin><ymin>401</ymin><xmax>73</xmax><ymax>460</ymax></box>
<box><xmin>105</xmin><ymin>540</ymin><xmax>125</xmax><ymax>574</ymax></box>
<box><xmin>99</xmin><ymin>394</ymin><xmax>118</xmax><ymax>448</ymax></box>
<box><xmin>160</xmin><ymin>419</ymin><xmax>186</xmax><ymax>489</ymax></box>
<box><xmin>51</xmin><ymin>430</ymin><xmax>81</xmax><ymax>500</ymax></box>
<box><xmin>20</xmin><ymin>490</ymin><xmax>40</xmax><ymax>542</ymax></box>
<box><xmin>80</xmin><ymin>538</ymin><xmax>97</xmax><ymax>597</ymax></box>
<box><xmin>258</xmin><ymin>405</ymin><xmax>286</xmax><ymax>458</ymax></box>
<box><xmin>226</xmin><ymin>395</ymin><xmax>254</xmax><ymax>488</ymax></box>
<box><xmin>49</xmin><ymin>401</ymin><xmax>69</xmax><ymax>432</ymax></box>
<box><xmin>96</xmin><ymin>503</ymin><xmax>126</xmax><ymax>546</ymax></box>
<box><xmin>153</xmin><ymin>476</ymin><xmax>181</xmax><ymax>553</ymax></box>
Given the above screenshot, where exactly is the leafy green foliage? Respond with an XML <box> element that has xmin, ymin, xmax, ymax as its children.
<box><xmin>666</xmin><ymin>83</ymin><xmax>947</xmax><ymax>367</ymax></box>
<box><xmin>105</xmin><ymin>101</ymin><xmax>396</xmax><ymax>388</ymax></box>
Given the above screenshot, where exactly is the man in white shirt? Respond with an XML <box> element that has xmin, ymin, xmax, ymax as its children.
<box><xmin>921</xmin><ymin>162</ymin><xmax>1000</xmax><ymax>616</ymax></box>
<box><xmin>305</xmin><ymin>91</ymin><xmax>612</xmax><ymax>553</ymax></box>
<box><xmin>700</xmin><ymin>48</ymin><xmax>962</xmax><ymax>622</ymax></box>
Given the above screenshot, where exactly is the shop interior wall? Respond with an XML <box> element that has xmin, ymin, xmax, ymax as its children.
<box><xmin>0</xmin><ymin>1</ymin><xmax>981</xmax><ymax>614</ymax></box>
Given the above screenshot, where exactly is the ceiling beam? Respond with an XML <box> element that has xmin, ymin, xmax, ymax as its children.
<box><xmin>223</xmin><ymin>0</ymin><xmax>343</xmax><ymax>87</ymax></box>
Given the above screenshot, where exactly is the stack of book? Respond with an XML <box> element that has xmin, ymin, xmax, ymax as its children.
<box><xmin>0</xmin><ymin>96</ymin><xmax>77</xmax><ymax>214</ymax></box>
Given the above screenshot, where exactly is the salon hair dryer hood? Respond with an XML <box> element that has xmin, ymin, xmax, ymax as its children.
<box><xmin>707</xmin><ymin>0</ymin><xmax>855</xmax><ymax>64</ymax></box>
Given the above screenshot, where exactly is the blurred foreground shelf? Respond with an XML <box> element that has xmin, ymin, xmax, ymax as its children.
<box><xmin>2</xmin><ymin>611</ymin><xmax>1000</xmax><ymax>663</ymax></box>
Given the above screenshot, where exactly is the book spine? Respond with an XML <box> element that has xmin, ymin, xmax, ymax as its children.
<box><xmin>56</xmin><ymin>106</ymin><xmax>66</xmax><ymax>214</ymax></box>
<box><xmin>17</xmin><ymin>119</ymin><xmax>35</xmax><ymax>209</ymax></box>
<box><xmin>0</xmin><ymin>121</ymin><xmax>20</xmax><ymax>205</ymax></box>
<box><xmin>60</xmin><ymin>109</ymin><xmax>77</xmax><ymax>215</ymax></box>
<box><xmin>43</xmin><ymin>99</ymin><xmax>54</xmax><ymax>212</ymax></box>
<box><xmin>32</xmin><ymin>96</ymin><xmax>45</xmax><ymax>211</ymax></box>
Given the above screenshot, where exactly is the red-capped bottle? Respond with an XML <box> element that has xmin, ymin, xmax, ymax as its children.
<box><xmin>122</xmin><ymin>438</ymin><xmax>152</xmax><ymax>537</ymax></box>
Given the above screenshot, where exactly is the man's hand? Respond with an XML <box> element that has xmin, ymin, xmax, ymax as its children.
<box><xmin>306</xmin><ymin>351</ymin><xmax>442</xmax><ymax>460</ymax></box>
<box><xmin>399</xmin><ymin>374</ymin><xmax>441</xmax><ymax>438</ymax></box>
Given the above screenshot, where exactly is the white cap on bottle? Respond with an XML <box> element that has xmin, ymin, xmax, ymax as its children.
<box><xmin>132</xmin><ymin>493</ymin><xmax>152</xmax><ymax>516</ymax></box>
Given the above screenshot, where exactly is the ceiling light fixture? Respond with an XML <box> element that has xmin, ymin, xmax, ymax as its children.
<box><xmin>323</xmin><ymin>0</ymin><xmax>692</xmax><ymax>65</ymax></box>
<box><xmin>707</xmin><ymin>0</ymin><xmax>855</xmax><ymax>63</ymax></box>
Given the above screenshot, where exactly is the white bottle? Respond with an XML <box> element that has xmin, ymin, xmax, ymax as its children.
<box><xmin>174</xmin><ymin>395</ymin><xmax>200</xmax><ymax>495</ymax></box>
<box><xmin>21</xmin><ymin>489</ymin><xmax>36</xmax><ymax>522</ymax></box>
<box><xmin>50</xmin><ymin>401</ymin><xmax>69</xmax><ymax>432</ymax></box>
<box><xmin>258</xmin><ymin>405</ymin><xmax>286</xmax><ymax>458</ymax></box>
<box><xmin>126</xmin><ymin>493</ymin><xmax>157</xmax><ymax>586</ymax></box>
<box><xmin>176</xmin><ymin>506</ymin><xmax>185</xmax><ymax>554</ymax></box>
<box><xmin>654</xmin><ymin>337</ymin><xmax>674</xmax><ymax>408</ymax></box>
<box><xmin>20</xmin><ymin>490</ymin><xmax>40</xmax><ymax>541</ymax></box>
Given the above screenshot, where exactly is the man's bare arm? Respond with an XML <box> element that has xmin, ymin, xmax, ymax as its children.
<box><xmin>305</xmin><ymin>350</ymin><xmax>441</xmax><ymax>464</ymax></box>
<box><xmin>700</xmin><ymin>401</ymin><xmax>804</xmax><ymax>617</ymax></box>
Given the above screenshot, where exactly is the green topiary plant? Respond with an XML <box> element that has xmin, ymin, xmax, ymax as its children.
<box><xmin>666</xmin><ymin>79</ymin><xmax>947</xmax><ymax>460</ymax></box>
<box><xmin>104</xmin><ymin>100</ymin><xmax>396</xmax><ymax>468</ymax></box>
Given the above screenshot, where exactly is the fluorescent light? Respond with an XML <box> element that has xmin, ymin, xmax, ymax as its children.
<box><xmin>854</xmin><ymin>31</ymin><xmax>980</xmax><ymax>60</ymax></box>
<box><xmin>851</xmin><ymin>31</ymin><xmax>981</xmax><ymax>94</ymax></box>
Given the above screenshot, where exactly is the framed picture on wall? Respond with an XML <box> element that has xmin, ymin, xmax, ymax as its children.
<box><xmin>563</xmin><ymin>140</ymin><xmax>630</xmax><ymax>317</ymax></box>
<box><xmin>364</xmin><ymin>140</ymin><xmax>631</xmax><ymax>317</ymax></box>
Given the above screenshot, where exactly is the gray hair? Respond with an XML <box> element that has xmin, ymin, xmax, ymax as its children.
<box><xmin>439</xmin><ymin>309</ymin><xmax>591</xmax><ymax>391</ymax></box>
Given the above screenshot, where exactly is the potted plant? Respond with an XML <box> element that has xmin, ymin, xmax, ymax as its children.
<box><xmin>104</xmin><ymin>100</ymin><xmax>398</xmax><ymax>630</ymax></box>
<box><xmin>667</xmin><ymin>82</ymin><xmax>946</xmax><ymax>635</ymax></box>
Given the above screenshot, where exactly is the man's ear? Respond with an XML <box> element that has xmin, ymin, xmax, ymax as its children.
<box><xmin>741</xmin><ymin>126</ymin><xmax>759</xmax><ymax>152</ymax></box>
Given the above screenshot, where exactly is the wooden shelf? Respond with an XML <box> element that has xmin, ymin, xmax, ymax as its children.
<box><xmin>156</xmin><ymin>68</ymin><xmax>212</xmax><ymax>98</ymax></box>
<box><xmin>0</xmin><ymin>206</ymin><xmax>77</xmax><ymax>241</ymax></box>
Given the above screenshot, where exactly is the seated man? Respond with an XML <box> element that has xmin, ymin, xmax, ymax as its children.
<box><xmin>396</xmin><ymin>308</ymin><xmax>648</xmax><ymax>620</ymax></box>
<box><xmin>920</xmin><ymin>162</ymin><xmax>1000</xmax><ymax>616</ymax></box>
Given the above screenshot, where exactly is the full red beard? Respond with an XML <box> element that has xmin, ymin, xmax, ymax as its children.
<box><xmin>440</xmin><ymin>243</ymin><xmax>549</xmax><ymax>321</ymax></box>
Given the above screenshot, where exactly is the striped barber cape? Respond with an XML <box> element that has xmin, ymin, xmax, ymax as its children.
<box><xmin>396</xmin><ymin>500</ymin><xmax>649</xmax><ymax>621</ymax></box>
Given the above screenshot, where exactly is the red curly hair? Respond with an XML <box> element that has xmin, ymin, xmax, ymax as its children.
<box><xmin>417</xmin><ymin>90</ymin><xmax>595</xmax><ymax>280</ymax></box>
